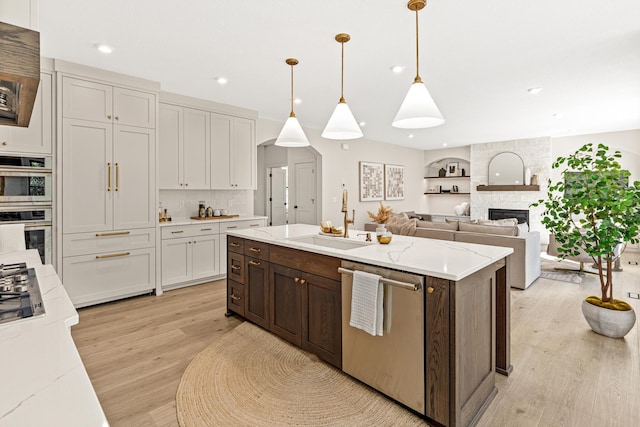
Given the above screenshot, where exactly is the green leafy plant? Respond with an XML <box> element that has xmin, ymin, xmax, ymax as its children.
<box><xmin>532</xmin><ymin>143</ymin><xmax>640</xmax><ymax>305</ymax></box>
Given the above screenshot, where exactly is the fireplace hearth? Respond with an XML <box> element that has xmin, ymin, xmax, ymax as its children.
<box><xmin>489</xmin><ymin>208</ymin><xmax>529</xmax><ymax>226</ymax></box>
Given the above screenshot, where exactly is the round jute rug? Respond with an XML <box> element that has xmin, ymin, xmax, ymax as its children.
<box><xmin>176</xmin><ymin>322</ymin><xmax>430</xmax><ymax>426</ymax></box>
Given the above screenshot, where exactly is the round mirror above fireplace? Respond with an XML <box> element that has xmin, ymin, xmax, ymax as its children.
<box><xmin>488</xmin><ymin>152</ymin><xmax>524</xmax><ymax>185</ymax></box>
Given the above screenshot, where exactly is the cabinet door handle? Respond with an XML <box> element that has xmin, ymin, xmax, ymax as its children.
<box><xmin>230</xmin><ymin>294</ymin><xmax>241</xmax><ymax>301</ymax></box>
<box><xmin>226</xmin><ymin>226</ymin><xmax>237</xmax><ymax>229</ymax></box>
<box><xmin>107</xmin><ymin>162</ymin><xmax>112</xmax><ymax>191</ymax></box>
<box><xmin>96</xmin><ymin>231</ymin><xmax>130</xmax><ymax>237</ymax></box>
<box><xmin>299</xmin><ymin>279</ymin><xmax>306</xmax><ymax>285</ymax></box>
<box><xmin>201</xmin><ymin>228</ymin><xmax>212</xmax><ymax>231</ymax></box>
<box><xmin>427</xmin><ymin>287</ymin><xmax>434</xmax><ymax>294</ymax></box>
<box><xmin>248</xmin><ymin>260</ymin><xmax>261</xmax><ymax>266</ymax></box>
<box><xmin>115</xmin><ymin>116</ymin><xmax>120</xmax><ymax>121</ymax></box>
<box><xmin>249</xmin><ymin>247</ymin><xmax>261</xmax><ymax>253</ymax></box>
<box><xmin>230</xmin><ymin>242</ymin><xmax>241</xmax><ymax>247</ymax></box>
<box><xmin>250</xmin><ymin>224</ymin><xmax>260</xmax><ymax>227</ymax></box>
<box><xmin>231</xmin><ymin>265</ymin><xmax>241</xmax><ymax>271</ymax></box>
<box><xmin>115</xmin><ymin>163</ymin><xmax>120</xmax><ymax>191</ymax></box>
<box><xmin>171</xmin><ymin>230</ymin><xmax>184</xmax><ymax>234</ymax></box>
<box><xmin>107</xmin><ymin>115</ymin><xmax>112</xmax><ymax>120</ymax></box>
<box><xmin>294</xmin><ymin>277</ymin><xmax>300</xmax><ymax>283</ymax></box>
<box><xmin>185</xmin><ymin>183</ymin><xmax>189</xmax><ymax>187</ymax></box>
<box><xmin>2</xmin><ymin>141</ymin><xmax>7</xmax><ymax>146</ymax></box>
<box><xmin>96</xmin><ymin>251</ymin><xmax>130</xmax><ymax>259</ymax></box>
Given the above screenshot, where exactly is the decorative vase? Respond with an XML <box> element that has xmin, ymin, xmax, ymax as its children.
<box><xmin>524</xmin><ymin>168</ymin><xmax>531</xmax><ymax>186</ymax></box>
<box><xmin>581</xmin><ymin>300</ymin><xmax>636</xmax><ymax>338</ymax></box>
<box><xmin>531</xmin><ymin>174</ymin><xmax>538</xmax><ymax>185</ymax></box>
<box><xmin>438</xmin><ymin>167</ymin><xmax>446</xmax><ymax>177</ymax></box>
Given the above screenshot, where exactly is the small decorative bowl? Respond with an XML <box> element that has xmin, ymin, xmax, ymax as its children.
<box><xmin>377</xmin><ymin>234</ymin><xmax>392</xmax><ymax>244</ymax></box>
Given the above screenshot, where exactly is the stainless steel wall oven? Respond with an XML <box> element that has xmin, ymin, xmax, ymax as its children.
<box><xmin>0</xmin><ymin>155</ymin><xmax>53</xmax><ymax>264</ymax></box>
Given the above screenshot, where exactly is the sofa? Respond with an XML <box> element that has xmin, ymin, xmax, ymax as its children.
<box><xmin>365</xmin><ymin>217</ymin><xmax>541</xmax><ymax>290</ymax></box>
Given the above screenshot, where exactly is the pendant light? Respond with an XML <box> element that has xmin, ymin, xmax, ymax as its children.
<box><xmin>322</xmin><ymin>33</ymin><xmax>363</xmax><ymax>140</ymax></box>
<box><xmin>392</xmin><ymin>0</ymin><xmax>444</xmax><ymax>129</ymax></box>
<box><xmin>275</xmin><ymin>58</ymin><xmax>310</xmax><ymax>147</ymax></box>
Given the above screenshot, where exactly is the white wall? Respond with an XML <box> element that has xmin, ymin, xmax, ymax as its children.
<box><xmin>257</xmin><ymin>117</ymin><xmax>426</xmax><ymax>229</ymax></box>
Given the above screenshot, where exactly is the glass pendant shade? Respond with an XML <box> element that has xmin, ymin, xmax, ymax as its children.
<box><xmin>392</xmin><ymin>81</ymin><xmax>445</xmax><ymax>129</ymax></box>
<box><xmin>322</xmin><ymin>101</ymin><xmax>363</xmax><ymax>140</ymax></box>
<box><xmin>275</xmin><ymin>115</ymin><xmax>309</xmax><ymax>147</ymax></box>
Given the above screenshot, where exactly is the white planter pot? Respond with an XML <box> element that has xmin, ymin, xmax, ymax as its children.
<box><xmin>581</xmin><ymin>300</ymin><xmax>636</xmax><ymax>338</ymax></box>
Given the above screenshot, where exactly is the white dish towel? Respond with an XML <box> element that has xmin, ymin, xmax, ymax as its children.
<box><xmin>349</xmin><ymin>270</ymin><xmax>383</xmax><ymax>336</ymax></box>
<box><xmin>0</xmin><ymin>223</ymin><xmax>26</xmax><ymax>255</ymax></box>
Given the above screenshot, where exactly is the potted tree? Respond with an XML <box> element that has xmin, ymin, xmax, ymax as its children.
<box><xmin>533</xmin><ymin>143</ymin><xmax>640</xmax><ymax>338</ymax></box>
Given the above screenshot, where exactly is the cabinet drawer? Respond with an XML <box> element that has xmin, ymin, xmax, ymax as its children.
<box><xmin>161</xmin><ymin>223</ymin><xmax>220</xmax><ymax>239</ymax></box>
<box><xmin>244</xmin><ymin>240</ymin><xmax>269</xmax><ymax>261</ymax></box>
<box><xmin>227</xmin><ymin>280</ymin><xmax>245</xmax><ymax>316</ymax></box>
<box><xmin>62</xmin><ymin>247</ymin><xmax>155</xmax><ymax>308</ymax></box>
<box><xmin>63</xmin><ymin>228</ymin><xmax>155</xmax><ymax>257</ymax></box>
<box><xmin>228</xmin><ymin>251</ymin><xmax>245</xmax><ymax>283</ymax></box>
<box><xmin>220</xmin><ymin>219</ymin><xmax>266</xmax><ymax>233</ymax></box>
<box><xmin>270</xmin><ymin>245</ymin><xmax>341</xmax><ymax>281</ymax></box>
<box><xmin>227</xmin><ymin>236</ymin><xmax>244</xmax><ymax>254</ymax></box>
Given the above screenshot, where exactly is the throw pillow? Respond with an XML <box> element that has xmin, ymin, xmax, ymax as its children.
<box><xmin>459</xmin><ymin>222</ymin><xmax>518</xmax><ymax>236</ymax></box>
<box><xmin>478</xmin><ymin>217</ymin><xmax>518</xmax><ymax>226</ymax></box>
<box><xmin>386</xmin><ymin>216</ymin><xmax>417</xmax><ymax>236</ymax></box>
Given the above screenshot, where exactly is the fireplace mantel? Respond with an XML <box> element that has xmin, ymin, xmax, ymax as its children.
<box><xmin>476</xmin><ymin>185</ymin><xmax>540</xmax><ymax>191</ymax></box>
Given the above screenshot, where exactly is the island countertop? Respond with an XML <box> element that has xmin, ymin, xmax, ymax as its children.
<box><xmin>227</xmin><ymin>224</ymin><xmax>513</xmax><ymax>281</ymax></box>
<box><xmin>0</xmin><ymin>250</ymin><xmax>107</xmax><ymax>427</ymax></box>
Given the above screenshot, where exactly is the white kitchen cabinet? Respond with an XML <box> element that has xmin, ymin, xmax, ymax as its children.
<box><xmin>211</xmin><ymin>113</ymin><xmax>256</xmax><ymax>189</ymax></box>
<box><xmin>0</xmin><ymin>72</ymin><xmax>53</xmax><ymax>154</ymax></box>
<box><xmin>62</xmin><ymin>119</ymin><xmax>156</xmax><ymax>234</ymax></box>
<box><xmin>62</xmin><ymin>77</ymin><xmax>156</xmax><ymax>128</ymax></box>
<box><xmin>62</xmin><ymin>247</ymin><xmax>155</xmax><ymax>308</ymax></box>
<box><xmin>161</xmin><ymin>224</ymin><xmax>221</xmax><ymax>289</ymax></box>
<box><xmin>158</xmin><ymin>104</ymin><xmax>210</xmax><ymax>189</ymax></box>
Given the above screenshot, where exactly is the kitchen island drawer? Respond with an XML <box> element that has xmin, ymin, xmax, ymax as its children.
<box><xmin>244</xmin><ymin>239</ymin><xmax>269</xmax><ymax>260</ymax></box>
<box><xmin>227</xmin><ymin>236</ymin><xmax>245</xmax><ymax>254</ymax></box>
<box><xmin>63</xmin><ymin>228</ymin><xmax>155</xmax><ymax>257</ymax></box>
<box><xmin>161</xmin><ymin>223</ymin><xmax>220</xmax><ymax>239</ymax></box>
<box><xmin>270</xmin><ymin>245</ymin><xmax>341</xmax><ymax>281</ymax></box>
<box><xmin>220</xmin><ymin>219</ymin><xmax>266</xmax><ymax>233</ymax></box>
<box><xmin>227</xmin><ymin>280</ymin><xmax>245</xmax><ymax>316</ymax></box>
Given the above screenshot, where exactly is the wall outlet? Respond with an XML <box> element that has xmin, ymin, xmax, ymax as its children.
<box><xmin>179</xmin><ymin>200</ymin><xmax>185</xmax><ymax>209</ymax></box>
<box><xmin>628</xmin><ymin>292</ymin><xmax>640</xmax><ymax>300</ymax></box>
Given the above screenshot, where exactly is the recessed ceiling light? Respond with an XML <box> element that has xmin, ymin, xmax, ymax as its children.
<box><xmin>408</xmin><ymin>134</ymin><xmax>414</xmax><ymax>139</ymax></box>
<box><xmin>442</xmin><ymin>143</ymin><xmax>448</xmax><ymax>147</ymax></box>
<box><xmin>552</xmin><ymin>113</ymin><xmax>563</xmax><ymax>118</ymax></box>
<box><xmin>215</xmin><ymin>77</ymin><xmax>228</xmax><ymax>85</ymax></box>
<box><xmin>358</xmin><ymin>121</ymin><xmax>366</xmax><ymax>126</ymax></box>
<box><xmin>527</xmin><ymin>87</ymin><xmax>542</xmax><ymax>94</ymax></box>
<box><xmin>294</xmin><ymin>98</ymin><xmax>302</xmax><ymax>105</ymax></box>
<box><xmin>95</xmin><ymin>44</ymin><xmax>113</xmax><ymax>54</ymax></box>
<box><xmin>390</xmin><ymin>65</ymin><xmax>405</xmax><ymax>73</ymax></box>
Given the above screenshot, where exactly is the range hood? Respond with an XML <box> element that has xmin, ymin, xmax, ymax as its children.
<box><xmin>0</xmin><ymin>21</ymin><xmax>40</xmax><ymax>127</ymax></box>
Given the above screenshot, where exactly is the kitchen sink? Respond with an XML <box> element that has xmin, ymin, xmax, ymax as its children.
<box><xmin>285</xmin><ymin>235</ymin><xmax>372</xmax><ymax>251</ymax></box>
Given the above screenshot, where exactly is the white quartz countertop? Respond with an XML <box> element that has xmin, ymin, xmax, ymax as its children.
<box><xmin>0</xmin><ymin>250</ymin><xmax>108</xmax><ymax>427</ymax></box>
<box><xmin>227</xmin><ymin>224</ymin><xmax>513</xmax><ymax>281</ymax></box>
<box><xmin>158</xmin><ymin>214</ymin><xmax>267</xmax><ymax>227</ymax></box>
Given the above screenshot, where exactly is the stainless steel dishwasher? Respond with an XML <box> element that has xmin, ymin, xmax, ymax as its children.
<box><xmin>339</xmin><ymin>260</ymin><xmax>426</xmax><ymax>415</ymax></box>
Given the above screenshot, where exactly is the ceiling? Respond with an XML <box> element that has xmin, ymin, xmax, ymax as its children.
<box><xmin>38</xmin><ymin>0</ymin><xmax>640</xmax><ymax>150</ymax></box>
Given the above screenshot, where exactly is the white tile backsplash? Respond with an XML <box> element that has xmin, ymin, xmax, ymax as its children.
<box><xmin>159</xmin><ymin>190</ymin><xmax>253</xmax><ymax>219</ymax></box>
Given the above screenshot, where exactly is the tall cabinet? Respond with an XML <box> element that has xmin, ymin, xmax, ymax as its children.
<box><xmin>56</xmin><ymin>61</ymin><xmax>159</xmax><ymax>307</ymax></box>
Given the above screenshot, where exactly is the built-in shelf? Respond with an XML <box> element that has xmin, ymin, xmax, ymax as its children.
<box><xmin>424</xmin><ymin>192</ymin><xmax>471</xmax><ymax>195</ymax></box>
<box><xmin>476</xmin><ymin>185</ymin><xmax>540</xmax><ymax>191</ymax></box>
<box><xmin>424</xmin><ymin>176</ymin><xmax>470</xmax><ymax>179</ymax></box>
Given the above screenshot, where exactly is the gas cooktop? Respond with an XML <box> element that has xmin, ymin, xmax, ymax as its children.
<box><xmin>0</xmin><ymin>262</ymin><xmax>46</xmax><ymax>325</ymax></box>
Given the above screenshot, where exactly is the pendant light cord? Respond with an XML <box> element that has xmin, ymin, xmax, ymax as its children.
<box><xmin>290</xmin><ymin>63</ymin><xmax>295</xmax><ymax>117</ymax></box>
<box><xmin>414</xmin><ymin>7</ymin><xmax>422</xmax><ymax>83</ymax></box>
<box><xmin>340</xmin><ymin>40</ymin><xmax>345</xmax><ymax>102</ymax></box>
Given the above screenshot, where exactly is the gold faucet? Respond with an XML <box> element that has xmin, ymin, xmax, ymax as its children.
<box><xmin>343</xmin><ymin>209</ymin><xmax>354</xmax><ymax>238</ymax></box>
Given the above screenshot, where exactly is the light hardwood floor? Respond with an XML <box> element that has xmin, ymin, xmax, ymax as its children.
<box><xmin>72</xmin><ymin>252</ymin><xmax>640</xmax><ymax>427</ymax></box>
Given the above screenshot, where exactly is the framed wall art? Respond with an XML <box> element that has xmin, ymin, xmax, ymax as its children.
<box><xmin>359</xmin><ymin>161</ymin><xmax>384</xmax><ymax>201</ymax></box>
<box><xmin>446</xmin><ymin>161</ymin><xmax>460</xmax><ymax>177</ymax></box>
<box><xmin>384</xmin><ymin>164</ymin><xmax>405</xmax><ymax>200</ymax></box>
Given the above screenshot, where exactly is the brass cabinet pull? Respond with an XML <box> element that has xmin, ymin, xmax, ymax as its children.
<box><xmin>107</xmin><ymin>115</ymin><xmax>112</xmax><ymax>119</ymax></box>
<box><xmin>107</xmin><ymin>162</ymin><xmax>112</xmax><ymax>191</ymax></box>
<box><xmin>171</xmin><ymin>230</ymin><xmax>184</xmax><ymax>234</ymax></box>
<box><xmin>115</xmin><ymin>116</ymin><xmax>120</xmax><ymax>121</ymax></box>
<box><xmin>185</xmin><ymin>183</ymin><xmax>189</xmax><ymax>187</ymax></box>
<box><xmin>2</xmin><ymin>141</ymin><xmax>7</xmax><ymax>146</ymax></box>
<box><xmin>299</xmin><ymin>279</ymin><xmax>306</xmax><ymax>285</ymax></box>
<box><xmin>96</xmin><ymin>251</ymin><xmax>130</xmax><ymax>259</ymax></box>
<box><xmin>248</xmin><ymin>260</ymin><xmax>261</xmax><ymax>266</ymax></box>
<box><xmin>249</xmin><ymin>247</ymin><xmax>261</xmax><ymax>253</ymax></box>
<box><xmin>231</xmin><ymin>265</ymin><xmax>241</xmax><ymax>271</ymax></box>
<box><xmin>201</xmin><ymin>228</ymin><xmax>212</xmax><ymax>231</ymax></box>
<box><xmin>115</xmin><ymin>163</ymin><xmax>120</xmax><ymax>191</ymax></box>
<box><xmin>230</xmin><ymin>294</ymin><xmax>241</xmax><ymax>301</ymax></box>
<box><xmin>96</xmin><ymin>231</ymin><xmax>131</xmax><ymax>237</ymax></box>
<box><xmin>294</xmin><ymin>277</ymin><xmax>300</xmax><ymax>283</ymax></box>
<box><xmin>230</xmin><ymin>242</ymin><xmax>241</xmax><ymax>247</ymax></box>
<box><xmin>427</xmin><ymin>287</ymin><xmax>434</xmax><ymax>294</ymax></box>
<box><xmin>226</xmin><ymin>226</ymin><xmax>238</xmax><ymax>229</ymax></box>
<box><xmin>250</xmin><ymin>224</ymin><xmax>260</xmax><ymax>227</ymax></box>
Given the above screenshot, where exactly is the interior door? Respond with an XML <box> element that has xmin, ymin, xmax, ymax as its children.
<box><xmin>269</xmin><ymin>167</ymin><xmax>287</xmax><ymax>226</ymax></box>
<box><xmin>293</xmin><ymin>161</ymin><xmax>316</xmax><ymax>225</ymax></box>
